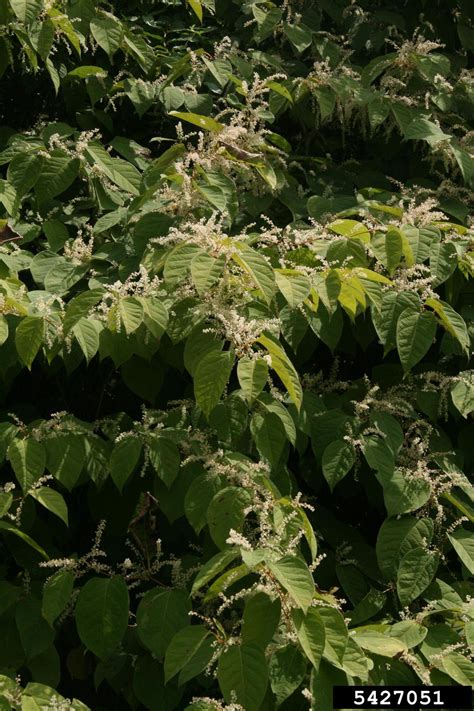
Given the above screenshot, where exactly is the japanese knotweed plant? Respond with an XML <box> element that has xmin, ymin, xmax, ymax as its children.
<box><xmin>0</xmin><ymin>0</ymin><xmax>473</xmax><ymax>709</ymax></box>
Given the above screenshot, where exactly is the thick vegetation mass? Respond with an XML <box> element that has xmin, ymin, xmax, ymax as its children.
<box><xmin>0</xmin><ymin>0</ymin><xmax>473</xmax><ymax>709</ymax></box>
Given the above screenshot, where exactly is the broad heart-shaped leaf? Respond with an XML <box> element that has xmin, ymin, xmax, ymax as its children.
<box><xmin>7</xmin><ymin>151</ymin><xmax>43</xmax><ymax>197</ymax></box>
<box><xmin>7</xmin><ymin>438</ymin><xmax>46</xmax><ymax>491</ymax></box>
<box><xmin>396</xmin><ymin>308</ymin><xmax>437</xmax><ymax>371</ymax></box>
<box><xmin>164</xmin><ymin>625</ymin><xmax>213</xmax><ymax>684</ymax></box>
<box><xmin>351</xmin><ymin>630</ymin><xmax>406</xmax><ymax>657</ymax></box>
<box><xmin>15</xmin><ymin>316</ymin><xmax>43</xmax><ymax>369</ymax></box>
<box><xmin>242</xmin><ymin>592</ymin><xmax>281</xmax><ymax>648</ymax></box>
<box><xmin>110</xmin><ymin>437</ymin><xmax>142</xmax><ymax>492</ymax></box>
<box><xmin>194</xmin><ymin>349</ymin><xmax>234</xmax><ymax>418</ymax></box>
<box><xmin>45</xmin><ymin>434</ymin><xmax>85</xmax><ymax>490</ymax></box>
<box><xmin>218</xmin><ymin>643</ymin><xmax>268</xmax><ymax>711</ymax></box>
<box><xmin>269</xmin><ymin>645</ymin><xmax>306</xmax><ymax>706</ymax></box>
<box><xmin>376</xmin><ymin>516</ymin><xmax>434</xmax><ymax>581</ymax></box>
<box><xmin>380</xmin><ymin>469</ymin><xmax>431</xmax><ymax>516</ymax></box>
<box><xmin>275</xmin><ymin>269</ymin><xmax>311</xmax><ymax>307</ymax></box>
<box><xmin>35</xmin><ymin>152</ymin><xmax>80</xmax><ymax>204</ymax></box>
<box><xmin>292</xmin><ymin>607</ymin><xmax>325</xmax><ymax>670</ymax></box>
<box><xmin>136</xmin><ymin>588</ymin><xmax>190</xmax><ymax>659</ymax></box>
<box><xmin>321</xmin><ymin>439</ymin><xmax>355</xmax><ymax>491</ymax></box>
<box><xmin>405</xmin><ymin>117</ymin><xmax>451</xmax><ymax>146</ymax></box>
<box><xmin>206</xmin><ymin>486</ymin><xmax>251</xmax><ymax>549</ymax></box>
<box><xmin>90</xmin><ymin>15</ymin><xmax>123</xmax><ymax>59</ymax></box>
<box><xmin>72</xmin><ymin>317</ymin><xmax>101</xmax><ymax>362</ymax></box>
<box><xmin>148</xmin><ymin>436</ymin><xmax>180</xmax><ymax>487</ymax></box>
<box><xmin>30</xmin><ymin>487</ymin><xmax>68</xmax><ymax>526</ymax></box>
<box><xmin>257</xmin><ymin>333</ymin><xmax>302</xmax><ymax>410</ymax></box>
<box><xmin>169</xmin><ymin>111</ymin><xmax>224</xmax><ymax>133</ymax></box>
<box><xmin>426</xmin><ymin>298</ymin><xmax>469</xmax><ymax>353</ymax></box>
<box><xmin>9</xmin><ymin>0</ymin><xmax>42</xmax><ymax>23</ymax></box>
<box><xmin>237</xmin><ymin>356</ymin><xmax>268</xmax><ymax>405</ymax></box>
<box><xmin>75</xmin><ymin>577</ymin><xmax>129</xmax><ymax>660</ymax></box>
<box><xmin>448</xmin><ymin>528</ymin><xmax>474</xmax><ymax>574</ymax></box>
<box><xmin>42</xmin><ymin>569</ymin><xmax>75</xmax><ymax>626</ymax></box>
<box><xmin>232</xmin><ymin>244</ymin><xmax>276</xmax><ymax>305</ymax></box>
<box><xmin>451</xmin><ymin>378</ymin><xmax>474</xmax><ymax>418</ymax></box>
<box><xmin>268</xmin><ymin>555</ymin><xmax>314</xmax><ymax>612</ymax></box>
<box><xmin>187</xmin><ymin>0</ymin><xmax>203</xmax><ymax>22</ymax></box>
<box><xmin>318</xmin><ymin>607</ymin><xmax>348</xmax><ymax>665</ymax></box>
<box><xmin>442</xmin><ymin>653</ymin><xmax>474</xmax><ymax>686</ymax></box>
<box><xmin>16</xmin><ymin>596</ymin><xmax>55</xmax><ymax>660</ymax></box>
<box><xmin>397</xmin><ymin>547</ymin><xmax>439</xmax><ymax>606</ymax></box>
<box><xmin>0</xmin><ymin>521</ymin><xmax>48</xmax><ymax>558</ymax></box>
<box><xmin>117</xmin><ymin>297</ymin><xmax>144</xmax><ymax>334</ymax></box>
<box><xmin>184</xmin><ymin>473</ymin><xmax>221</xmax><ymax>534</ymax></box>
<box><xmin>84</xmin><ymin>142</ymin><xmax>141</xmax><ymax>194</ymax></box>
<box><xmin>190</xmin><ymin>252</ymin><xmax>225</xmax><ymax>295</ymax></box>
<box><xmin>250</xmin><ymin>411</ymin><xmax>287</xmax><ymax>468</ymax></box>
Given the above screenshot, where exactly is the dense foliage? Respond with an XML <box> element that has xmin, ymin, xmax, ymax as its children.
<box><xmin>0</xmin><ymin>0</ymin><xmax>473</xmax><ymax>708</ymax></box>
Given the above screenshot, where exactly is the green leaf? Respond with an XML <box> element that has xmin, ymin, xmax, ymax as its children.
<box><xmin>42</xmin><ymin>570</ymin><xmax>75</xmax><ymax>626</ymax></box>
<box><xmin>72</xmin><ymin>317</ymin><xmax>101</xmax><ymax>362</ymax></box>
<box><xmin>319</xmin><ymin>607</ymin><xmax>348</xmax><ymax>665</ymax></box>
<box><xmin>15</xmin><ymin>317</ymin><xmax>43</xmax><ymax>369</ymax></box>
<box><xmin>396</xmin><ymin>308</ymin><xmax>437</xmax><ymax>371</ymax></box>
<box><xmin>9</xmin><ymin>0</ymin><xmax>42</xmax><ymax>24</ymax></box>
<box><xmin>376</xmin><ymin>516</ymin><xmax>433</xmax><ymax>581</ymax></box>
<box><xmin>117</xmin><ymin>297</ymin><xmax>144</xmax><ymax>334</ymax></box>
<box><xmin>16</xmin><ymin>597</ymin><xmax>54</xmax><ymax>660</ymax></box>
<box><xmin>292</xmin><ymin>607</ymin><xmax>325</xmax><ymax>669</ymax></box>
<box><xmin>148</xmin><ymin>437</ymin><xmax>180</xmax><ymax>488</ymax></box>
<box><xmin>110</xmin><ymin>437</ymin><xmax>142</xmax><ymax>492</ymax></box>
<box><xmin>0</xmin><ymin>314</ymin><xmax>8</xmax><ymax>346</ymax></box>
<box><xmin>0</xmin><ymin>521</ymin><xmax>48</xmax><ymax>558</ymax></box>
<box><xmin>169</xmin><ymin>111</ymin><xmax>224</xmax><ymax>132</ymax></box>
<box><xmin>397</xmin><ymin>547</ymin><xmax>439</xmax><ymax>606</ymax></box>
<box><xmin>232</xmin><ymin>244</ymin><xmax>276</xmax><ymax>305</ymax></box>
<box><xmin>275</xmin><ymin>269</ymin><xmax>311</xmax><ymax>307</ymax></box>
<box><xmin>352</xmin><ymin>630</ymin><xmax>406</xmax><ymax>657</ymax></box>
<box><xmin>136</xmin><ymin>588</ymin><xmax>190</xmax><ymax>659</ymax></box>
<box><xmin>75</xmin><ymin>577</ymin><xmax>129</xmax><ymax>660</ymax></box>
<box><xmin>141</xmin><ymin>296</ymin><xmax>168</xmax><ymax>339</ymax></box>
<box><xmin>283</xmin><ymin>22</ymin><xmax>313</xmax><ymax>53</ymax></box>
<box><xmin>35</xmin><ymin>152</ymin><xmax>80</xmax><ymax>203</ymax></box>
<box><xmin>425</xmin><ymin>298</ymin><xmax>469</xmax><ymax>353</ymax></box>
<box><xmin>218</xmin><ymin>643</ymin><xmax>268</xmax><ymax>711</ymax></box>
<box><xmin>184</xmin><ymin>473</ymin><xmax>221</xmax><ymax>534</ymax></box>
<box><xmin>451</xmin><ymin>378</ymin><xmax>474</xmax><ymax>418</ymax></box>
<box><xmin>85</xmin><ymin>142</ymin><xmax>141</xmax><ymax>194</ymax></box>
<box><xmin>257</xmin><ymin>333</ymin><xmax>302</xmax><ymax>410</ymax></box>
<box><xmin>45</xmin><ymin>435</ymin><xmax>85</xmax><ymax>490</ymax></box>
<box><xmin>382</xmin><ymin>470</ymin><xmax>431</xmax><ymax>516</ymax></box>
<box><xmin>442</xmin><ymin>653</ymin><xmax>474</xmax><ymax>685</ymax></box>
<box><xmin>237</xmin><ymin>357</ymin><xmax>268</xmax><ymax>405</ymax></box>
<box><xmin>269</xmin><ymin>645</ymin><xmax>306</xmax><ymax>706</ymax></box>
<box><xmin>30</xmin><ymin>487</ymin><xmax>68</xmax><ymax>526</ymax></box>
<box><xmin>194</xmin><ymin>349</ymin><xmax>234</xmax><ymax>417</ymax></box>
<box><xmin>164</xmin><ymin>626</ymin><xmax>212</xmax><ymax>684</ymax></box>
<box><xmin>242</xmin><ymin>592</ymin><xmax>281</xmax><ymax>648</ymax></box>
<box><xmin>250</xmin><ymin>411</ymin><xmax>287</xmax><ymax>468</ymax></box>
<box><xmin>190</xmin><ymin>252</ymin><xmax>225</xmax><ymax>295</ymax></box>
<box><xmin>191</xmin><ymin>549</ymin><xmax>240</xmax><ymax>596</ymax></box>
<box><xmin>206</xmin><ymin>486</ymin><xmax>250</xmax><ymax>549</ymax></box>
<box><xmin>7</xmin><ymin>438</ymin><xmax>46</xmax><ymax>491</ymax></box>
<box><xmin>448</xmin><ymin>528</ymin><xmax>474</xmax><ymax>574</ymax></box>
<box><xmin>7</xmin><ymin>152</ymin><xmax>43</xmax><ymax>198</ymax></box>
<box><xmin>268</xmin><ymin>555</ymin><xmax>314</xmax><ymax>612</ymax></box>
<box><xmin>405</xmin><ymin>117</ymin><xmax>451</xmax><ymax>146</ymax></box>
<box><xmin>321</xmin><ymin>440</ymin><xmax>355</xmax><ymax>491</ymax></box>
<box><xmin>90</xmin><ymin>15</ymin><xmax>123</xmax><ymax>59</ymax></box>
